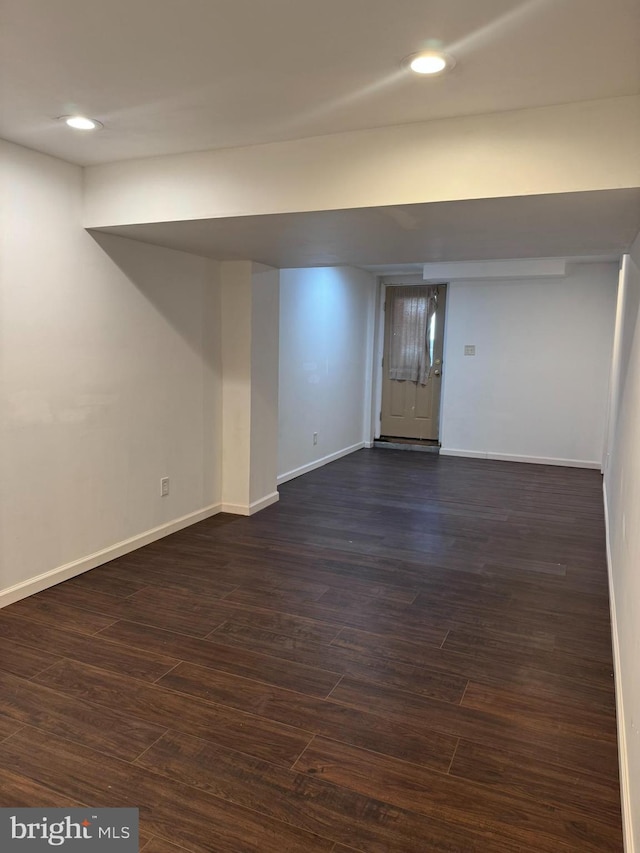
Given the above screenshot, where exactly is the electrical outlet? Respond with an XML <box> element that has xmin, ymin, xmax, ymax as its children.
<box><xmin>464</xmin><ymin>345</ymin><xmax>476</xmax><ymax>356</ymax></box>
<box><xmin>313</xmin><ymin>432</ymin><xmax>318</xmax><ymax>445</ymax></box>
<box><xmin>160</xmin><ymin>477</ymin><xmax>170</xmax><ymax>497</ymax></box>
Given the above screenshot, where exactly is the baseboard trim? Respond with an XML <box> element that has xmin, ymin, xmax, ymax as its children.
<box><xmin>439</xmin><ymin>448</ymin><xmax>487</xmax><ymax>460</ymax></box>
<box><xmin>277</xmin><ymin>442</ymin><xmax>365</xmax><ymax>485</ymax></box>
<box><xmin>0</xmin><ymin>503</ymin><xmax>223</xmax><ymax>609</ymax></box>
<box><xmin>222</xmin><ymin>491</ymin><xmax>280</xmax><ymax>516</ymax></box>
<box><xmin>439</xmin><ymin>448</ymin><xmax>601</xmax><ymax>469</ymax></box>
<box><xmin>603</xmin><ymin>480</ymin><xmax>634</xmax><ymax>853</ymax></box>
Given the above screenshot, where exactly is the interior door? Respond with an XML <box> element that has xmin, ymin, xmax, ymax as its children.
<box><xmin>380</xmin><ymin>284</ymin><xmax>446</xmax><ymax>440</ymax></box>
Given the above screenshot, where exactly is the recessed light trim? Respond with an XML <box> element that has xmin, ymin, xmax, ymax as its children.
<box><xmin>406</xmin><ymin>51</ymin><xmax>455</xmax><ymax>76</ymax></box>
<box><xmin>60</xmin><ymin>115</ymin><xmax>103</xmax><ymax>131</ymax></box>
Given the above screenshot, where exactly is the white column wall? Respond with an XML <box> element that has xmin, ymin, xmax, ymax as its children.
<box><xmin>219</xmin><ymin>261</ymin><xmax>280</xmax><ymax>513</ymax></box>
<box><xmin>250</xmin><ymin>265</ymin><xmax>280</xmax><ymax>506</ymax></box>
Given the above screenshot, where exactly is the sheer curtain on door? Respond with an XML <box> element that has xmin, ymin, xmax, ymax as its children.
<box><xmin>387</xmin><ymin>285</ymin><xmax>438</xmax><ymax>385</ymax></box>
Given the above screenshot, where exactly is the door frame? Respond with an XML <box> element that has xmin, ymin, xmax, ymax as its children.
<box><xmin>372</xmin><ymin>277</ymin><xmax>450</xmax><ymax>442</ymax></box>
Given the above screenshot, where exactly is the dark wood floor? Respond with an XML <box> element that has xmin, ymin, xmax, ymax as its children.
<box><xmin>0</xmin><ymin>450</ymin><xmax>623</xmax><ymax>852</ymax></box>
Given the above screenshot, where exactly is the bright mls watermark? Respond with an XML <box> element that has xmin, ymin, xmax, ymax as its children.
<box><xmin>0</xmin><ymin>809</ymin><xmax>138</xmax><ymax>851</ymax></box>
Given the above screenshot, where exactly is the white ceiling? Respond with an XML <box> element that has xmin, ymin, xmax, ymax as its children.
<box><xmin>92</xmin><ymin>189</ymin><xmax>640</xmax><ymax>268</ymax></box>
<box><xmin>1</xmin><ymin>0</ymin><xmax>639</xmax><ymax>165</ymax></box>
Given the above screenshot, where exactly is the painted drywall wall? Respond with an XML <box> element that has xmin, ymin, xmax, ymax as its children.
<box><xmin>278</xmin><ymin>266</ymin><xmax>376</xmax><ymax>483</ymax></box>
<box><xmin>249</xmin><ymin>264</ymin><xmax>280</xmax><ymax>506</ymax></box>
<box><xmin>83</xmin><ymin>96</ymin><xmax>640</xmax><ymax>227</ymax></box>
<box><xmin>220</xmin><ymin>261</ymin><xmax>253</xmax><ymax>511</ymax></box>
<box><xmin>604</xmin><ymin>232</ymin><xmax>640</xmax><ymax>852</ymax></box>
<box><xmin>0</xmin><ymin>139</ymin><xmax>222</xmax><ymax>603</ymax></box>
<box><xmin>440</xmin><ymin>263</ymin><xmax>618</xmax><ymax>466</ymax></box>
<box><xmin>219</xmin><ymin>261</ymin><xmax>280</xmax><ymax>513</ymax></box>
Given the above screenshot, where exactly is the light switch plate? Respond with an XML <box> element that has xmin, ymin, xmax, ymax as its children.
<box><xmin>464</xmin><ymin>345</ymin><xmax>476</xmax><ymax>356</ymax></box>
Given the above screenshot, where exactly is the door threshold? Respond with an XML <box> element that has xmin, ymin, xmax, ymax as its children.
<box><xmin>374</xmin><ymin>437</ymin><xmax>440</xmax><ymax>454</ymax></box>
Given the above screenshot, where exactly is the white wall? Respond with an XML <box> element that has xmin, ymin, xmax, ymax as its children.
<box><xmin>278</xmin><ymin>266</ymin><xmax>376</xmax><ymax>483</ymax></box>
<box><xmin>604</xmin><ymin>232</ymin><xmax>640</xmax><ymax>852</ymax></box>
<box><xmin>219</xmin><ymin>261</ymin><xmax>280</xmax><ymax>513</ymax></box>
<box><xmin>250</xmin><ymin>264</ymin><xmax>280</xmax><ymax>505</ymax></box>
<box><xmin>440</xmin><ymin>263</ymin><xmax>618</xmax><ymax>466</ymax></box>
<box><xmin>0</xmin><ymin>139</ymin><xmax>222</xmax><ymax>604</ymax></box>
<box><xmin>83</xmin><ymin>96</ymin><xmax>640</xmax><ymax>227</ymax></box>
<box><xmin>220</xmin><ymin>261</ymin><xmax>253</xmax><ymax>510</ymax></box>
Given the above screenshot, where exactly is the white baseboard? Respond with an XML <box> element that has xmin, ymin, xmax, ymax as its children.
<box><xmin>439</xmin><ymin>448</ymin><xmax>601</xmax><ymax>469</ymax></box>
<box><xmin>0</xmin><ymin>503</ymin><xmax>222</xmax><ymax>609</ymax></box>
<box><xmin>603</xmin><ymin>480</ymin><xmax>634</xmax><ymax>853</ymax></box>
<box><xmin>222</xmin><ymin>491</ymin><xmax>280</xmax><ymax>516</ymax></box>
<box><xmin>364</xmin><ymin>440</ymin><xmax>374</xmax><ymax>449</ymax></box>
<box><xmin>277</xmin><ymin>442</ymin><xmax>365</xmax><ymax>485</ymax></box>
<box><xmin>439</xmin><ymin>448</ymin><xmax>487</xmax><ymax>460</ymax></box>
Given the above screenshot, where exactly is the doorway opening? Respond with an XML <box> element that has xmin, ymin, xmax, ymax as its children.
<box><xmin>378</xmin><ymin>283</ymin><xmax>447</xmax><ymax>446</ymax></box>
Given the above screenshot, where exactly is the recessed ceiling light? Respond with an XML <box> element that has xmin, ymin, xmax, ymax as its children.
<box><xmin>406</xmin><ymin>51</ymin><xmax>455</xmax><ymax>76</ymax></box>
<box><xmin>60</xmin><ymin>115</ymin><xmax>103</xmax><ymax>131</ymax></box>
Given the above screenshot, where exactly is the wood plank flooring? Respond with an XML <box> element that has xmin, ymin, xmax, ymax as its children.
<box><xmin>0</xmin><ymin>450</ymin><xmax>623</xmax><ymax>851</ymax></box>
